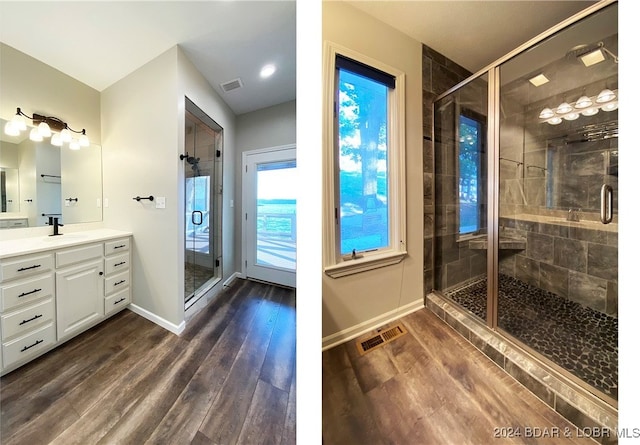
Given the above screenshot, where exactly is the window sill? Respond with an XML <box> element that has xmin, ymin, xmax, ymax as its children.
<box><xmin>324</xmin><ymin>250</ymin><xmax>408</xmax><ymax>278</ymax></box>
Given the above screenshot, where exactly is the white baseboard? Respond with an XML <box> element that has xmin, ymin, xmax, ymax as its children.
<box><xmin>223</xmin><ymin>272</ymin><xmax>242</xmax><ymax>288</ymax></box>
<box><xmin>321</xmin><ymin>298</ymin><xmax>425</xmax><ymax>351</ymax></box>
<box><xmin>128</xmin><ymin>304</ymin><xmax>185</xmax><ymax>335</ymax></box>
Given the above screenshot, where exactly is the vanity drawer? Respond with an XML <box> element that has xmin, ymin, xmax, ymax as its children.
<box><xmin>105</xmin><ymin>238</ymin><xmax>130</xmax><ymax>256</ymax></box>
<box><xmin>1</xmin><ymin>298</ymin><xmax>55</xmax><ymax>340</ymax></box>
<box><xmin>56</xmin><ymin>243</ymin><xmax>103</xmax><ymax>268</ymax></box>
<box><xmin>105</xmin><ymin>288</ymin><xmax>130</xmax><ymax>316</ymax></box>
<box><xmin>2</xmin><ymin>323</ymin><xmax>55</xmax><ymax>369</ymax></box>
<box><xmin>104</xmin><ymin>270</ymin><xmax>129</xmax><ymax>296</ymax></box>
<box><xmin>0</xmin><ymin>253</ymin><xmax>54</xmax><ymax>283</ymax></box>
<box><xmin>0</xmin><ymin>273</ymin><xmax>55</xmax><ymax>312</ymax></box>
<box><xmin>105</xmin><ymin>253</ymin><xmax>130</xmax><ymax>276</ymax></box>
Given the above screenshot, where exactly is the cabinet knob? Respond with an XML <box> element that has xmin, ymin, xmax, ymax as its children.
<box><xmin>99</xmin><ymin>271</ymin><xmax>104</xmax><ymax>276</ymax></box>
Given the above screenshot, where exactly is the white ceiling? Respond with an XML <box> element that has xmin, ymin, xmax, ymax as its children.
<box><xmin>0</xmin><ymin>1</ymin><xmax>296</xmax><ymax>116</ymax></box>
<box><xmin>0</xmin><ymin>1</ymin><xmax>611</xmax><ymax>117</ymax></box>
<box><xmin>344</xmin><ymin>0</ymin><xmax>599</xmax><ymax>74</ymax></box>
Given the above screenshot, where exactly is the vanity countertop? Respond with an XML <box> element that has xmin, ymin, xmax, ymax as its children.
<box><xmin>0</xmin><ymin>229</ymin><xmax>133</xmax><ymax>259</ymax></box>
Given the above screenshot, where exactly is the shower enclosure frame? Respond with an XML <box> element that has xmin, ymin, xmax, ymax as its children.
<box><xmin>431</xmin><ymin>0</ymin><xmax>618</xmax><ymax>409</ymax></box>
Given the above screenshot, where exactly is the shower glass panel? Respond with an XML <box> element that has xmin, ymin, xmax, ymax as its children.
<box><xmin>497</xmin><ymin>3</ymin><xmax>617</xmax><ymax>401</ymax></box>
<box><xmin>433</xmin><ymin>73</ymin><xmax>489</xmax><ymax>322</ymax></box>
<box><xmin>184</xmin><ymin>100</ymin><xmax>223</xmax><ymax>306</ymax></box>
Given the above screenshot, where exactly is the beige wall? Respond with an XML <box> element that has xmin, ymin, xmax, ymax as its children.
<box><xmin>101</xmin><ymin>46</ymin><xmax>237</xmax><ymax>330</ymax></box>
<box><xmin>322</xmin><ymin>1</ymin><xmax>424</xmax><ymax>341</ymax></box>
<box><xmin>235</xmin><ymin>100</ymin><xmax>296</xmax><ymax>272</ymax></box>
<box><xmin>0</xmin><ymin>43</ymin><xmax>101</xmax><ymax>144</ymax></box>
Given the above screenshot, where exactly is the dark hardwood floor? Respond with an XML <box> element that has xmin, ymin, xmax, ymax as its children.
<box><xmin>0</xmin><ymin>279</ymin><xmax>296</xmax><ymax>445</ymax></box>
<box><xmin>323</xmin><ymin>308</ymin><xmax>598</xmax><ymax>445</ymax></box>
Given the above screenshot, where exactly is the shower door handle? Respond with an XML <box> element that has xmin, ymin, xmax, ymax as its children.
<box><xmin>600</xmin><ymin>184</ymin><xmax>613</xmax><ymax>224</ymax></box>
<box><xmin>192</xmin><ymin>210</ymin><xmax>203</xmax><ymax>226</ymax></box>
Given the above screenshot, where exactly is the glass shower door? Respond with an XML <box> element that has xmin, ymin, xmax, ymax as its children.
<box><xmin>497</xmin><ymin>3</ymin><xmax>618</xmax><ymax>402</ymax></box>
<box><xmin>184</xmin><ymin>101</ymin><xmax>223</xmax><ymax>306</ymax></box>
<box><xmin>433</xmin><ymin>73</ymin><xmax>489</xmax><ymax>322</ymax></box>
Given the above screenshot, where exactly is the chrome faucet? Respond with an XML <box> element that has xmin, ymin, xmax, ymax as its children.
<box><xmin>48</xmin><ymin>216</ymin><xmax>64</xmax><ymax>236</ymax></box>
<box><xmin>566</xmin><ymin>208</ymin><xmax>581</xmax><ymax>222</ymax></box>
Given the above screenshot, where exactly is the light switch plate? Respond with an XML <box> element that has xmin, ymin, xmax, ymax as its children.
<box><xmin>156</xmin><ymin>196</ymin><xmax>166</xmax><ymax>209</ymax></box>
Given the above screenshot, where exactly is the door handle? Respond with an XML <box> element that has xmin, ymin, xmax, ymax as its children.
<box><xmin>192</xmin><ymin>210</ymin><xmax>203</xmax><ymax>226</ymax></box>
<box><xmin>600</xmin><ymin>184</ymin><xmax>613</xmax><ymax>224</ymax></box>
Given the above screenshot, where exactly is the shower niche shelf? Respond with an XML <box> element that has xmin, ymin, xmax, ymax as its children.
<box><xmin>467</xmin><ymin>236</ymin><xmax>526</xmax><ymax>251</ymax></box>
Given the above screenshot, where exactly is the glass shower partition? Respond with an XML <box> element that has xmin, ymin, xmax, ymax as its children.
<box><xmin>433</xmin><ymin>73</ymin><xmax>489</xmax><ymax>323</ymax></box>
<box><xmin>497</xmin><ymin>3</ymin><xmax>618</xmax><ymax>403</ymax></box>
<box><xmin>184</xmin><ymin>99</ymin><xmax>223</xmax><ymax>307</ymax></box>
<box><xmin>432</xmin><ymin>1</ymin><xmax>618</xmax><ymax>406</ymax></box>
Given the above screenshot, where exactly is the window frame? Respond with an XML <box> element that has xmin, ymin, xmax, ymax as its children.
<box><xmin>323</xmin><ymin>41</ymin><xmax>407</xmax><ymax>278</ymax></box>
<box><xmin>456</xmin><ymin>108</ymin><xmax>487</xmax><ymax>241</ymax></box>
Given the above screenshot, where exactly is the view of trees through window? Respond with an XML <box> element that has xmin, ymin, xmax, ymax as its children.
<box><xmin>337</xmin><ymin>68</ymin><xmax>389</xmax><ymax>255</ymax></box>
<box><xmin>459</xmin><ymin>114</ymin><xmax>480</xmax><ymax>234</ymax></box>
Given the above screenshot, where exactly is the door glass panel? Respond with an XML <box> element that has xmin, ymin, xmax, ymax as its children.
<box><xmin>433</xmin><ymin>73</ymin><xmax>489</xmax><ymax>322</ymax></box>
<box><xmin>184</xmin><ymin>100</ymin><xmax>223</xmax><ymax>306</ymax></box>
<box><xmin>497</xmin><ymin>3</ymin><xmax>617</xmax><ymax>400</ymax></box>
<box><xmin>256</xmin><ymin>160</ymin><xmax>297</xmax><ymax>271</ymax></box>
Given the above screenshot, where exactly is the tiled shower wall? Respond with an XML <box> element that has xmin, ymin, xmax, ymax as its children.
<box><xmin>422</xmin><ymin>44</ymin><xmax>472</xmax><ymax>293</ymax></box>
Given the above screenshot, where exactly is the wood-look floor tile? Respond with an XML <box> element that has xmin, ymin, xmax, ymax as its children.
<box><xmin>323</xmin><ymin>307</ymin><xmax>602</xmax><ymax>445</ymax></box>
<box><xmin>236</xmin><ymin>379</ymin><xmax>289</xmax><ymax>445</ymax></box>
<box><xmin>198</xmin><ymin>285</ymin><xmax>284</xmax><ymax>444</ymax></box>
<box><xmin>144</xmin><ymin>281</ymin><xmax>268</xmax><ymax>444</ymax></box>
<box><xmin>1</xmin><ymin>279</ymin><xmax>294</xmax><ymax>445</ymax></box>
<box><xmin>259</xmin><ymin>290</ymin><xmax>296</xmax><ymax>392</ymax></box>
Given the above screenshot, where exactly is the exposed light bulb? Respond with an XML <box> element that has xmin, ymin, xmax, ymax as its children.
<box><xmin>596</xmin><ymin>89</ymin><xmax>616</xmax><ymax>103</ymax></box>
<box><xmin>564</xmin><ymin>112</ymin><xmax>580</xmax><ymax>121</ymax></box>
<box><xmin>11</xmin><ymin>113</ymin><xmax>27</xmax><ymax>131</ymax></box>
<box><xmin>51</xmin><ymin>133</ymin><xmax>63</xmax><ymax>146</ymax></box>
<box><xmin>4</xmin><ymin>121</ymin><xmax>20</xmax><ymax>136</ymax></box>
<box><xmin>38</xmin><ymin>121</ymin><xmax>51</xmax><ymax>138</ymax></box>
<box><xmin>539</xmin><ymin>108</ymin><xmax>554</xmax><ymax>119</ymax></box>
<box><xmin>574</xmin><ymin>95</ymin><xmax>592</xmax><ymax>109</ymax></box>
<box><xmin>61</xmin><ymin>128</ymin><xmax>72</xmax><ymax>142</ymax></box>
<box><xmin>79</xmin><ymin>133</ymin><xmax>90</xmax><ymax>147</ymax></box>
<box><xmin>548</xmin><ymin>117</ymin><xmax>562</xmax><ymax>125</ymax></box>
<box><xmin>30</xmin><ymin>128</ymin><xmax>43</xmax><ymax>141</ymax></box>
<box><xmin>581</xmin><ymin>107</ymin><xmax>599</xmax><ymax>116</ymax></box>
<box><xmin>556</xmin><ymin>102</ymin><xmax>572</xmax><ymax>114</ymax></box>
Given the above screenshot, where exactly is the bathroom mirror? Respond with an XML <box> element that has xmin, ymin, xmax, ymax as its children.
<box><xmin>0</xmin><ymin>117</ymin><xmax>102</xmax><ymax>227</ymax></box>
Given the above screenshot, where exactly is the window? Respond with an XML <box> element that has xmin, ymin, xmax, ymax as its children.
<box><xmin>324</xmin><ymin>42</ymin><xmax>406</xmax><ymax>278</ymax></box>
<box><xmin>458</xmin><ymin>111</ymin><xmax>486</xmax><ymax>237</ymax></box>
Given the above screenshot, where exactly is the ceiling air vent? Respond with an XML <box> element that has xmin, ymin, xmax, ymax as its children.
<box><xmin>220</xmin><ymin>78</ymin><xmax>243</xmax><ymax>93</ymax></box>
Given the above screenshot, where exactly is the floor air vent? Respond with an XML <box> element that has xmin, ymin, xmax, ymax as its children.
<box><xmin>356</xmin><ymin>323</ymin><xmax>408</xmax><ymax>356</ymax></box>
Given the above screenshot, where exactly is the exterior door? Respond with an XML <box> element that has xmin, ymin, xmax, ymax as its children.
<box><xmin>243</xmin><ymin>146</ymin><xmax>296</xmax><ymax>288</ymax></box>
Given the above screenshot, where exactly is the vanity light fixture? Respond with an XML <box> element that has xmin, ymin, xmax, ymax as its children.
<box><xmin>596</xmin><ymin>88</ymin><xmax>616</xmax><ymax>103</ymax></box>
<box><xmin>3</xmin><ymin>107</ymin><xmax>90</xmax><ymax>148</ymax></box>
<box><xmin>556</xmin><ymin>101</ymin><xmax>573</xmax><ymax>114</ymax></box>
<box><xmin>575</xmin><ymin>94</ymin><xmax>592</xmax><ymax>109</ymax></box>
<box><xmin>538</xmin><ymin>88</ymin><xmax>617</xmax><ymax>125</ymax></box>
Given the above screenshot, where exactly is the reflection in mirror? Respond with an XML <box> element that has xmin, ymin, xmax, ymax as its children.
<box><xmin>0</xmin><ymin>117</ymin><xmax>102</xmax><ymax>228</ymax></box>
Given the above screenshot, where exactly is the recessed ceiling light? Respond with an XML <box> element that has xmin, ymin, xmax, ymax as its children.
<box><xmin>528</xmin><ymin>73</ymin><xmax>549</xmax><ymax>87</ymax></box>
<box><xmin>580</xmin><ymin>49</ymin><xmax>605</xmax><ymax>67</ymax></box>
<box><xmin>260</xmin><ymin>64</ymin><xmax>276</xmax><ymax>78</ymax></box>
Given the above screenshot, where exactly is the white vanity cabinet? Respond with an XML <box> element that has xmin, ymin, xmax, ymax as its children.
<box><xmin>0</xmin><ymin>229</ymin><xmax>132</xmax><ymax>375</ymax></box>
<box><xmin>0</xmin><ymin>252</ymin><xmax>56</xmax><ymax>370</ymax></box>
<box><xmin>103</xmin><ymin>238</ymin><xmax>131</xmax><ymax>316</ymax></box>
<box><xmin>55</xmin><ymin>243</ymin><xmax>104</xmax><ymax>342</ymax></box>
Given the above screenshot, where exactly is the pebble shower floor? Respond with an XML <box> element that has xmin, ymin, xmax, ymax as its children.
<box><xmin>445</xmin><ymin>274</ymin><xmax>618</xmax><ymax>399</ymax></box>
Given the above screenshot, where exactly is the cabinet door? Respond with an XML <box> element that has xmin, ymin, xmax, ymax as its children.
<box><xmin>56</xmin><ymin>259</ymin><xmax>104</xmax><ymax>341</ymax></box>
